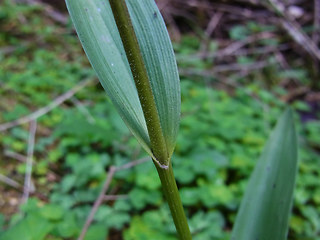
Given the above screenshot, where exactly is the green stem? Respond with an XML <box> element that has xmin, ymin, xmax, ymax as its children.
<box><xmin>155</xmin><ymin>161</ymin><xmax>192</xmax><ymax>240</ymax></box>
<box><xmin>109</xmin><ymin>1</ymin><xmax>192</xmax><ymax>239</ymax></box>
<box><xmin>109</xmin><ymin>0</ymin><xmax>169</xmax><ymax>167</ymax></box>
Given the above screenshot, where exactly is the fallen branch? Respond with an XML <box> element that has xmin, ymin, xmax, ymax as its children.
<box><xmin>179</xmin><ymin>60</ymin><xmax>269</xmax><ymax>78</ymax></box>
<box><xmin>77</xmin><ymin>166</ymin><xmax>116</xmax><ymax>240</ymax></box>
<box><xmin>77</xmin><ymin>157</ymin><xmax>149</xmax><ymax>240</ymax></box>
<box><xmin>205</xmin><ymin>11</ymin><xmax>223</xmax><ymax>37</ymax></box>
<box><xmin>115</xmin><ymin>157</ymin><xmax>149</xmax><ymax>171</ymax></box>
<box><xmin>215</xmin><ymin>32</ymin><xmax>275</xmax><ymax>57</ymax></box>
<box><xmin>103</xmin><ymin>194</ymin><xmax>128</xmax><ymax>201</ymax></box>
<box><xmin>0</xmin><ymin>78</ymin><xmax>95</xmax><ymax>132</ymax></box>
<box><xmin>177</xmin><ymin>33</ymin><xmax>285</xmax><ymax>61</ymax></box>
<box><xmin>313</xmin><ymin>0</ymin><xmax>320</xmax><ymax>44</ymax></box>
<box><xmin>20</xmin><ymin>0</ymin><xmax>68</xmax><ymax>25</ymax></box>
<box><xmin>70</xmin><ymin>97</ymin><xmax>96</xmax><ymax>124</ymax></box>
<box><xmin>0</xmin><ymin>174</ymin><xmax>21</xmax><ymax>189</ymax></box>
<box><xmin>280</xmin><ymin>19</ymin><xmax>320</xmax><ymax>60</ymax></box>
<box><xmin>266</xmin><ymin>0</ymin><xmax>320</xmax><ymax>61</ymax></box>
<box><xmin>4</xmin><ymin>150</ymin><xmax>27</xmax><ymax>162</ymax></box>
<box><xmin>22</xmin><ymin>120</ymin><xmax>37</xmax><ymax>203</ymax></box>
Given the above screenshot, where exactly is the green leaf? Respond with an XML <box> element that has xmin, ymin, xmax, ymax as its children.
<box><xmin>124</xmin><ymin>216</ymin><xmax>176</xmax><ymax>240</ymax></box>
<box><xmin>0</xmin><ymin>214</ymin><xmax>5</xmax><ymax>229</ymax></box>
<box><xmin>190</xmin><ymin>211</ymin><xmax>225</xmax><ymax>239</ymax></box>
<box><xmin>231</xmin><ymin>108</ymin><xmax>298</xmax><ymax>240</ymax></box>
<box><xmin>0</xmin><ymin>214</ymin><xmax>53</xmax><ymax>240</ymax></box>
<box><xmin>57</xmin><ymin>213</ymin><xmax>78</xmax><ymax>238</ymax></box>
<box><xmin>39</xmin><ymin>204</ymin><xmax>64</xmax><ymax>221</ymax></box>
<box><xmin>65</xmin><ymin>0</ymin><xmax>180</xmax><ymax>158</ymax></box>
<box><xmin>180</xmin><ymin>187</ymin><xmax>200</xmax><ymax>206</ymax></box>
<box><xmin>84</xmin><ymin>224</ymin><xmax>108</xmax><ymax>240</ymax></box>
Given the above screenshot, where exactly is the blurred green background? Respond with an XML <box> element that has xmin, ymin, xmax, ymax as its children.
<box><xmin>0</xmin><ymin>0</ymin><xmax>319</xmax><ymax>239</ymax></box>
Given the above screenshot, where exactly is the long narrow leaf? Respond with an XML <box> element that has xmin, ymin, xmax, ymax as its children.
<box><xmin>65</xmin><ymin>0</ymin><xmax>180</xmax><ymax>158</ymax></box>
<box><xmin>231</xmin><ymin>108</ymin><xmax>298</xmax><ymax>240</ymax></box>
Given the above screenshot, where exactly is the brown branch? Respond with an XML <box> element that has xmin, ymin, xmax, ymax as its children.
<box><xmin>70</xmin><ymin>97</ymin><xmax>96</xmax><ymax>124</ymax></box>
<box><xmin>0</xmin><ymin>174</ymin><xmax>21</xmax><ymax>189</ymax></box>
<box><xmin>4</xmin><ymin>150</ymin><xmax>27</xmax><ymax>162</ymax></box>
<box><xmin>205</xmin><ymin>11</ymin><xmax>223</xmax><ymax>37</ymax></box>
<box><xmin>266</xmin><ymin>0</ymin><xmax>320</xmax><ymax>61</ymax></box>
<box><xmin>77</xmin><ymin>166</ymin><xmax>116</xmax><ymax>240</ymax></box>
<box><xmin>0</xmin><ymin>78</ymin><xmax>95</xmax><ymax>132</ymax></box>
<box><xmin>77</xmin><ymin>157</ymin><xmax>149</xmax><ymax>240</ymax></box>
<box><xmin>179</xmin><ymin>32</ymin><xmax>280</xmax><ymax>61</ymax></box>
<box><xmin>221</xmin><ymin>33</ymin><xmax>274</xmax><ymax>55</ymax></box>
<box><xmin>313</xmin><ymin>0</ymin><xmax>320</xmax><ymax>44</ymax></box>
<box><xmin>19</xmin><ymin>0</ymin><xmax>68</xmax><ymax>25</ymax></box>
<box><xmin>115</xmin><ymin>157</ymin><xmax>149</xmax><ymax>171</ymax></box>
<box><xmin>280</xmin><ymin>19</ymin><xmax>320</xmax><ymax>60</ymax></box>
<box><xmin>22</xmin><ymin>120</ymin><xmax>37</xmax><ymax>203</ymax></box>
<box><xmin>103</xmin><ymin>194</ymin><xmax>128</xmax><ymax>201</ymax></box>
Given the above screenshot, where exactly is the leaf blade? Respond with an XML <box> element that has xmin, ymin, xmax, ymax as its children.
<box><xmin>127</xmin><ymin>1</ymin><xmax>181</xmax><ymax>156</ymax></box>
<box><xmin>231</xmin><ymin>108</ymin><xmax>298</xmax><ymax>240</ymax></box>
<box><xmin>65</xmin><ymin>0</ymin><xmax>180</xmax><ymax>158</ymax></box>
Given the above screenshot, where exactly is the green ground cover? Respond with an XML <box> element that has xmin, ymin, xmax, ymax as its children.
<box><xmin>0</xmin><ymin>1</ymin><xmax>319</xmax><ymax>239</ymax></box>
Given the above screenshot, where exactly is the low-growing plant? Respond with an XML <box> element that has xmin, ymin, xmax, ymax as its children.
<box><xmin>65</xmin><ymin>0</ymin><xmax>298</xmax><ymax>239</ymax></box>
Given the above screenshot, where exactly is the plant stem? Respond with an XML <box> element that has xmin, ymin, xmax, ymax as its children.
<box><xmin>109</xmin><ymin>0</ymin><xmax>169</xmax><ymax>167</ymax></box>
<box><xmin>109</xmin><ymin>1</ymin><xmax>192</xmax><ymax>239</ymax></box>
<box><xmin>155</xmin><ymin>161</ymin><xmax>192</xmax><ymax>240</ymax></box>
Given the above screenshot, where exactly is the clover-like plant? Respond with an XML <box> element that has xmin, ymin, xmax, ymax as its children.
<box><xmin>66</xmin><ymin>1</ymin><xmax>298</xmax><ymax>239</ymax></box>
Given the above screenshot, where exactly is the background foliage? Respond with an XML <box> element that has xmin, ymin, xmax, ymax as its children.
<box><xmin>0</xmin><ymin>0</ymin><xmax>319</xmax><ymax>239</ymax></box>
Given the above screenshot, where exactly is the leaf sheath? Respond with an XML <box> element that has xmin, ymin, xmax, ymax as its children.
<box><xmin>109</xmin><ymin>0</ymin><xmax>169</xmax><ymax>166</ymax></box>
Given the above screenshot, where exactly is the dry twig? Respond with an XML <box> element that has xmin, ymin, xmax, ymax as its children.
<box><xmin>266</xmin><ymin>0</ymin><xmax>320</xmax><ymax>60</ymax></box>
<box><xmin>103</xmin><ymin>194</ymin><xmax>128</xmax><ymax>201</ymax></box>
<box><xmin>77</xmin><ymin>166</ymin><xmax>117</xmax><ymax>240</ymax></box>
<box><xmin>77</xmin><ymin>157</ymin><xmax>149</xmax><ymax>240</ymax></box>
<box><xmin>18</xmin><ymin>0</ymin><xmax>68</xmax><ymax>24</ymax></box>
<box><xmin>179</xmin><ymin>61</ymin><xmax>269</xmax><ymax>76</ymax></box>
<box><xmin>206</xmin><ymin>12</ymin><xmax>223</xmax><ymax>37</ymax></box>
<box><xmin>0</xmin><ymin>174</ymin><xmax>21</xmax><ymax>189</ymax></box>
<box><xmin>70</xmin><ymin>97</ymin><xmax>96</xmax><ymax>124</ymax></box>
<box><xmin>22</xmin><ymin>120</ymin><xmax>37</xmax><ymax>203</ymax></box>
<box><xmin>4</xmin><ymin>150</ymin><xmax>27</xmax><ymax>162</ymax></box>
<box><xmin>313</xmin><ymin>0</ymin><xmax>320</xmax><ymax>44</ymax></box>
<box><xmin>0</xmin><ymin>78</ymin><xmax>95</xmax><ymax>132</ymax></box>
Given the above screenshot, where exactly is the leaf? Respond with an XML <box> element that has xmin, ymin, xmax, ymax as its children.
<box><xmin>0</xmin><ymin>214</ymin><xmax>53</xmax><ymax>240</ymax></box>
<box><xmin>65</xmin><ymin>0</ymin><xmax>180</xmax><ymax>158</ymax></box>
<box><xmin>124</xmin><ymin>216</ymin><xmax>176</xmax><ymax>240</ymax></box>
<box><xmin>57</xmin><ymin>213</ymin><xmax>78</xmax><ymax>238</ymax></box>
<box><xmin>190</xmin><ymin>211</ymin><xmax>225</xmax><ymax>239</ymax></box>
<box><xmin>84</xmin><ymin>224</ymin><xmax>108</xmax><ymax>240</ymax></box>
<box><xmin>231</xmin><ymin>108</ymin><xmax>298</xmax><ymax>240</ymax></box>
<box><xmin>39</xmin><ymin>204</ymin><xmax>64</xmax><ymax>220</ymax></box>
<box><xmin>0</xmin><ymin>214</ymin><xmax>5</xmax><ymax>229</ymax></box>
